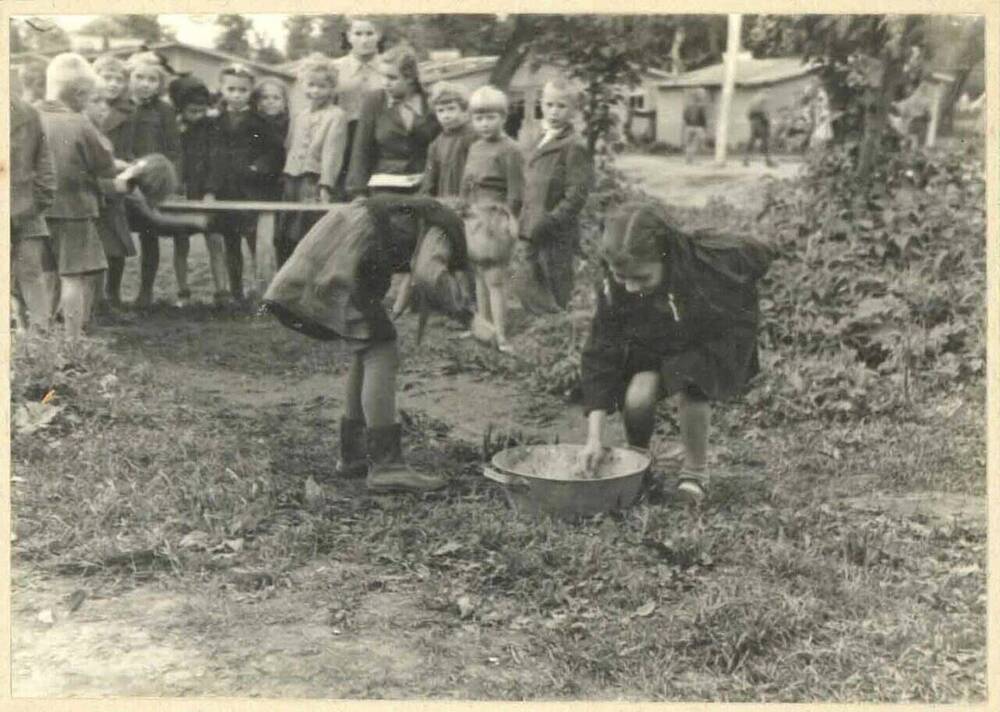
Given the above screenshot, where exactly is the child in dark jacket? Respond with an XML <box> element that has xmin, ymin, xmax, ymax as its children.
<box><xmin>205</xmin><ymin>64</ymin><xmax>284</xmax><ymax>300</ymax></box>
<box><xmin>251</xmin><ymin>77</ymin><xmax>290</xmax><ymax>202</ymax></box>
<box><xmin>518</xmin><ymin>79</ymin><xmax>592</xmax><ymax>312</ymax></box>
<box><xmin>168</xmin><ymin>75</ymin><xmax>229</xmax><ymax>306</ymax></box>
<box><xmin>124</xmin><ymin>51</ymin><xmax>183</xmax><ymax>307</ymax></box>
<box><xmin>579</xmin><ymin>202</ymin><xmax>773</xmax><ymax>504</ymax></box>
<box><xmin>10</xmin><ymin>68</ymin><xmax>57</xmax><ymax>332</ymax></box>
<box><xmin>421</xmin><ymin>82</ymin><xmax>476</xmax><ymax>199</ymax></box>
<box><xmin>263</xmin><ymin>196</ymin><xmax>472</xmax><ymax>493</ymax></box>
<box><xmin>93</xmin><ymin>55</ymin><xmax>133</xmax><ymax>160</ymax></box>
<box><xmin>37</xmin><ymin>53</ymin><xmax>117</xmax><ymax>338</ymax></box>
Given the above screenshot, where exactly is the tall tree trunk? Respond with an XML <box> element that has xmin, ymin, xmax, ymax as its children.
<box><xmin>670</xmin><ymin>26</ymin><xmax>686</xmax><ymax>75</ymax></box>
<box><xmin>857</xmin><ymin>55</ymin><xmax>906</xmax><ymax>180</ymax></box>
<box><xmin>489</xmin><ymin>15</ymin><xmax>535</xmax><ymax>90</ymax></box>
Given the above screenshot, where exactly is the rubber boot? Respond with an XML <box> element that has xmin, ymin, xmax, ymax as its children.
<box><xmin>366</xmin><ymin>424</ymin><xmax>447</xmax><ymax>493</ymax></box>
<box><xmin>335</xmin><ymin>418</ymin><xmax>369</xmax><ymax>479</ymax></box>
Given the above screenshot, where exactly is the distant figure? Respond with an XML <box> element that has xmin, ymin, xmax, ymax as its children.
<box><xmin>744</xmin><ymin>91</ymin><xmax>776</xmax><ymax>168</ymax></box>
<box><xmin>682</xmin><ymin>88</ymin><xmax>709</xmax><ymax>164</ymax></box>
<box><xmin>809</xmin><ymin>85</ymin><xmax>833</xmax><ymax>150</ymax></box>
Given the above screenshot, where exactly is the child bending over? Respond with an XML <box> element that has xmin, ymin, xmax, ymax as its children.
<box><xmin>579</xmin><ymin>202</ymin><xmax>772</xmax><ymax>504</ymax></box>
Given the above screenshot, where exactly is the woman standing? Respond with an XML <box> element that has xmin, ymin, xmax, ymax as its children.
<box><xmin>332</xmin><ymin>17</ymin><xmax>387</xmax><ymax>197</ymax></box>
<box><xmin>345</xmin><ymin>44</ymin><xmax>440</xmax><ymax>198</ymax></box>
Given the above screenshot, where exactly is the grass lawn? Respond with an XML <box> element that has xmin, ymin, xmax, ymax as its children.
<box><xmin>9</xmin><ymin>158</ymin><xmax>987</xmax><ymax>700</ymax></box>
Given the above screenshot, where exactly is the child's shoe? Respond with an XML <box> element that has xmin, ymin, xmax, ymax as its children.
<box><xmin>366</xmin><ymin>424</ymin><xmax>447</xmax><ymax>493</ymax></box>
<box><xmin>496</xmin><ymin>338</ymin><xmax>515</xmax><ymax>355</ymax></box>
<box><xmin>175</xmin><ymin>290</ymin><xmax>192</xmax><ymax>309</ymax></box>
<box><xmin>335</xmin><ymin>418</ymin><xmax>368</xmax><ymax>479</ymax></box>
<box><xmin>676</xmin><ymin>468</ymin><xmax>708</xmax><ymax>506</ymax></box>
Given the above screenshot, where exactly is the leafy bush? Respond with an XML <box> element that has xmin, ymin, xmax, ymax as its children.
<box><xmin>524</xmin><ymin>142</ymin><xmax>985</xmax><ymax>424</ymax></box>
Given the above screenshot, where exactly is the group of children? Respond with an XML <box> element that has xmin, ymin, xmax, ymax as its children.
<box><xmin>12</xmin><ymin>38</ymin><xmax>773</xmax><ymax>506</ymax></box>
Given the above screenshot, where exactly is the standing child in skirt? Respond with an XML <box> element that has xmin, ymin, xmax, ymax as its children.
<box><xmin>278</xmin><ymin>57</ymin><xmax>347</xmax><ymax>266</ymax></box>
<box><xmin>37</xmin><ymin>54</ymin><xmax>116</xmax><ymax>338</ymax></box>
<box><xmin>518</xmin><ymin>79</ymin><xmax>592</xmax><ymax>312</ymax></box>
<box><xmin>205</xmin><ymin>64</ymin><xmax>284</xmax><ymax>301</ymax></box>
<box><xmin>251</xmin><ymin>76</ymin><xmax>291</xmax><ymax>202</ymax></box>
<box><xmin>579</xmin><ymin>202</ymin><xmax>773</xmax><ymax>504</ymax></box>
<box><xmin>264</xmin><ymin>195</ymin><xmax>472</xmax><ymax>492</ymax></box>
<box><xmin>459</xmin><ymin>85</ymin><xmax>523</xmax><ymax>354</ymax></box>
<box><xmin>123</xmin><ymin>51</ymin><xmax>182</xmax><ymax>308</ymax></box>
<box><xmin>10</xmin><ymin>67</ymin><xmax>57</xmax><ymax>332</ymax></box>
<box><xmin>168</xmin><ymin>75</ymin><xmax>229</xmax><ymax>306</ymax></box>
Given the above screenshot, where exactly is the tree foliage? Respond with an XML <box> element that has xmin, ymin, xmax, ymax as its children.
<box><xmin>78</xmin><ymin>14</ymin><xmax>170</xmax><ymax>45</ymax></box>
<box><xmin>215</xmin><ymin>14</ymin><xmax>253</xmax><ymax>57</ymax></box>
<box><xmin>12</xmin><ymin>17</ymin><xmax>72</xmax><ymax>54</ymax></box>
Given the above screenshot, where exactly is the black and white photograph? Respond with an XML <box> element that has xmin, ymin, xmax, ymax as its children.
<box><xmin>6</xmin><ymin>7</ymin><xmax>992</xmax><ymax>702</ymax></box>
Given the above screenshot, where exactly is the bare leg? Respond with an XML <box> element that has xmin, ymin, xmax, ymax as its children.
<box><xmin>60</xmin><ymin>275</ymin><xmax>87</xmax><ymax>339</ymax></box>
<box><xmin>361</xmin><ymin>340</ymin><xmax>399</xmax><ymax>429</ymax></box>
<box><xmin>678</xmin><ymin>387</ymin><xmax>711</xmax><ymax>495</ymax></box>
<box><xmin>81</xmin><ymin>272</ymin><xmax>103</xmax><ymax>329</ymax></box>
<box><xmin>623</xmin><ymin>371</ymin><xmax>660</xmax><ymax>449</ymax></box>
<box><xmin>106</xmin><ymin>256</ymin><xmax>126</xmax><ymax>307</ymax></box>
<box><xmin>205</xmin><ymin>233</ymin><xmax>228</xmax><ymax>299</ymax></box>
<box><xmin>173</xmin><ymin>235</ymin><xmax>191</xmax><ymax>302</ymax></box>
<box><xmin>475</xmin><ymin>270</ymin><xmax>492</xmax><ymax>324</ymax></box>
<box><xmin>485</xmin><ymin>267</ymin><xmax>510</xmax><ymax>349</ymax></box>
<box><xmin>344</xmin><ymin>352</ymin><xmax>365</xmax><ymax>421</ymax></box>
<box><xmin>12</xmin><ymin>239</ymin><xmax>53</xmax><ymax>332</ymax></box>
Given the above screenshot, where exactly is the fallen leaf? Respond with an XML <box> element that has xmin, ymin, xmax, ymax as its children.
<box><xmin>179</xmin><ymin>531</ymin><xmax>211</xmax><ymax>550</ymax></box>
<box><xmin>37</xmin><ymin>609</ymin><xmax>55</xmax><ymax>624</ymax></box>
<box><xmin>66</xmin><ymin>590</ymin><xmax>87</xmax><ymax>613</ymax></box>
<box><xmin>304</xmin><ymin>477</ymin><xmax>324</xmax><ymax>508</ymax></box>
<box><xmin>14</xmin><ymin>402</ymin><xmax>65</xmax><ymax>435</ymax></box>
<box><xmin>456</xmin><ymin>595</ymin><xmax>476</xmax><ymax>619</ymax></box>
<box><xmin>432</xmin><ymin>540</ymin><xmax>462</xmax><ymax>556</ymax></box>
<box><xmin>634</xmin><ymin>601</ymin><xmax>656</xmax><ymax>618</ymax></box>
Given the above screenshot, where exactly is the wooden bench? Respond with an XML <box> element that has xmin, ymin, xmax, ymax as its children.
<box><xmin>158</xmin><ymin>199</ymin><xmax>338</xmax><ymax>296</ymax></box>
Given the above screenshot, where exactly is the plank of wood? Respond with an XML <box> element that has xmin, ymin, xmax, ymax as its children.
<box><xmin>158</xmin><ymin>200</ymin><xmax>340</xmax><ymax>212</ymax></box>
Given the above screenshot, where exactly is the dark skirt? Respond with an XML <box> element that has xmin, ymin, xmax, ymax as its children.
<box><xmin>49</xmin><ymin>218</ymin><xmax>108</xmax><ymax>275</ymax></box>
<box><xmin>98</xmin><ymin>202</ymin><xmax>137</xmax><ymax>259</ymax></box>
<box><xmin>623</xmin><ymin>327</ymin><xmax>760</xmax><ymax>403</ymax></box>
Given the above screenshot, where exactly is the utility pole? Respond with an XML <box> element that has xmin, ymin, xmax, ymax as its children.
<box><xmin>715</xmin><ymin>13</ymin><xmax>742</xmax><ymax>165</ymax></box>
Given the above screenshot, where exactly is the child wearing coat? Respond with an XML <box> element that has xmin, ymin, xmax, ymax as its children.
<box><xmin>123</xmin><ymin>51</ymin><xmax>183</xmax><ymax>308</ymax></box>
<box><xmin>251</xmin><ymin>76</ymin><xmax>291</xmax><ymax>202</ymax></box>
<box><xmin>579</xmin><ymin>202</ymin><xmax>773</xmax><ymax>504</ymax></box>
<box><xmin>460</xmin><ymin>85</ymin><xmax>524</xmax><ymax>353</ymax></box>
<box><xmin>518</xmin><ymin>79</ymin><xmax>592</xmax><ymax>312</ymax></box>
<box><xmin>37</xmin><ymin>53</ymin><xmax>117</xmax><ymax>338</ymax></box>
<box><xmin>10</xmin><ymin>68</ymin><xmax>57</xmax><ymax>332</ymax></box>
<box><xmin>278</xmin><ymin>57</ymin><xmax>347</xmax><ymax>267</ymax></box>
<box><xmin>263</xmin><ymin>195</ymin><xmax>472</xmax><ymax>493</ymax></box>
<box><xmin>168</xmin><ymin>74</ymin><xmax>229</xmax><ymax>306</ymax></box>
<box><xmin>421</xmin><ymin>82</ymin><xmax>477</xmax><ymax>199</ymax></box>
<box><xmin>205</xmin><ymin>64</ymin><xmax>284</xmax><ymax>301</ymax></box>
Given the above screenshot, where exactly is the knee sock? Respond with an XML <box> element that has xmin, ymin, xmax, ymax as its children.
<box><xmin>361</xmin><ymin>340</ymin><xmax>399</xmax><ymax>429</ymax></box>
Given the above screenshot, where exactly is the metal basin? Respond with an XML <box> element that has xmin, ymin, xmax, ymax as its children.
<box><xmin>483</xmin><ymin>444</ymin><xmax>651</xmax><ymax>520</ymax></box>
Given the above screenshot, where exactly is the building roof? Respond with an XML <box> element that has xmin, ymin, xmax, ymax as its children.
<box><xmin>12</xmin><ymin>41</ymin><xmax>294</xmax><ymax>80</ymax></box>
<box><xmin>658</xmin><ymin>54</ymin><xmax>818</xmax><ymax>88</ymax></box>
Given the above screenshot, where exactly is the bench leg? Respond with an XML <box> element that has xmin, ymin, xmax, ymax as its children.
<box><xmin>254</xmin><ymin>211</ymin><xmax>277</xmax><ymax>297</ymax></box>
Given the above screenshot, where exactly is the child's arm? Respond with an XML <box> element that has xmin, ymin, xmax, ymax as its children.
<box><xmin>531</xmin><ymin>143</ymin><xmax>593</xmax><ymax>241</ymax></box>
<box><xmin>319</xmin><ymin>110</ymin><xmax>348</xmax><ymax>201</ymax></box>
<box><xmin>419</xmin><ymin>138</ymin><xmax>440</xmax><ymax>196</ymax></box>
<box><xmin>161</xmin><ymin>103</ymin><xmax>183</xmax><ymax>174</ymax></box>
<box><xmin>580</xmin><ymin>276</ymin><xmax>627</xmax><ymax>417</ymax></box>
<box><xmin>345</xmin><ymin>92</ymin><xmax>379</xmax><ymax>198</ymax></box>
<box><xmin>82</xmin><ymin>121</ymin><xmax>117</xmax><ymax>182</ymax></box>
<box><xmin>32</xmin><ymin>117</ymin><xmax>56</xmax><ymax>215</ymax></box>
<box><xmin>505</xmin><ymin>143</ymin><xmax>525</xmax><ymax>216</ymax></box>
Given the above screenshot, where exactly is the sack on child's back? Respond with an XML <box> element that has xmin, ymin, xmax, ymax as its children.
<box><xmin>464</xmin><ymin>203</ymin><xmax>517</xmax><ymax>268</ymax></box>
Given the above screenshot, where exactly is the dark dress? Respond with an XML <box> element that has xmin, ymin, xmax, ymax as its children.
<box><xmin>346</xmin><ymin>90</ymin><xmax>440</xmax><ymax>197</ymax></box>
<box><xmin>180</xmin><ymin>116</ymin><xmax>214</xmax><ymax>199</ymax></box>
<box><xmin>581</xmin><ymin>229</ymin><xmax>773</xmax><ymax>414</ymax></box>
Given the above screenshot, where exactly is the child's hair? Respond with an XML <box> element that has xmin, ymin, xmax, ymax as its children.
<box><xmin>380</xmin><ymin>44</ymin><xmax>424</xmax><ymax>96</ymax></box>
<box><xmin>17</xmin><ymin>55</ymin><xmax>49</xmax><ymax>101</ymax></box>
<box><xmin>132</xmin><ymin>153</ymin><xmax>178</xmax><ymax>204</ymax></box>
<box><xmin>219</xmin><ymin>63</ymin><xmax>256</xmax><ymax>85</ymax></box>
<box><xmin>297</xmin><ymin>54</ymin><xmax>337</xmax><ymax>89</ymax></box>
<box><xmin>127</xmin><ymin>51</ymin><xmax>169</xmax><ymax>92</ymax></box>
<box><xmin>168</xmin><ymin>74</ymin><xmax>211</xmax><ymax>110</ymax></box>
<box><xmin>45</xmin><ymin>53</ymin><xmax>99</xmax><ymax>105</ymax></box>
<box><xmin>252</xmin><ymin>76</ymin><xmax>291</xmax><ymax>114</ymax></box>
<box><xmin>599</xmin><ymin>202</ymin><xmax>670</xmax><ymax>272</ymax></box>
<box><xmin>543</xmin><ymin>78</ymin><xmax>580</xmax><ymax>110</ymax></box>
<box><xmin>93</xmin><ymin>54</ymin><xmax>128</xmax><ymax>79</ymax></box>
<box><xmin>341</xmin><ymin>16</ymin><xmax>388</xmax><ymax>54</ymax></box>
<box><xmin>429</xmin><ymin>81</ymin><xmax>469</xmax><ymax>110</ymax></box>
<box><xmin>469</xmin><ymin>85</ymin><xmax>508</xmax><ymax>115</ymax></box>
